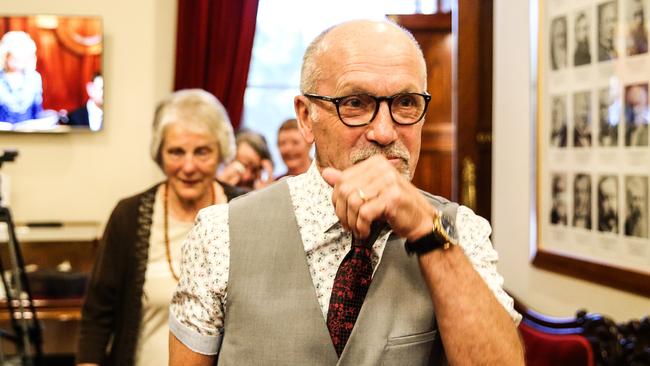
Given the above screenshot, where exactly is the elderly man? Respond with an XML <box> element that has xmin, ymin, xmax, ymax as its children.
<box><xmin>169</xmin><ymin>20</ymin><xmax>523</xmax><ymax>365</ymax></box>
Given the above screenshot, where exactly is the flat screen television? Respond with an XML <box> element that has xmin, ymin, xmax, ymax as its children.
<box><xmin>0</xmin><ymin>15</ymin><xmax>103</xmax><ymax>133</ymax></box>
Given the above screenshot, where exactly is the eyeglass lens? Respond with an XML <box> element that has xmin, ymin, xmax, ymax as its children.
<box><xmin>338</xmin><ymin>94</ymin><xmax>427</xmax><ymax>126</ymax></box>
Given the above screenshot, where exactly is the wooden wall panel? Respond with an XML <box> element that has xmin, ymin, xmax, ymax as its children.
<box><xmin>412</xmin><ymin>150</ymin><xmax>453</xmax><ymax>199</ymax></box>
<box><xmin>392</xmin><ymin>13</ymin><xmax>454</xmax><ymax>199</ymax></box>
<box><xmin>455</xmin><ymin>0</ymin><xmax>494</xmax><ymax>220</ymax></box>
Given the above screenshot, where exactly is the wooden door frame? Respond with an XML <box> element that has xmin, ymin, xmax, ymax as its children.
<box><xmin>453</xmin><ymin>0</ymin><xmax>493</xmax><ymax>221</ymax></box>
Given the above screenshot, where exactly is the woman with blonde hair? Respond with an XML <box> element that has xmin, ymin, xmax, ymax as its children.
<box><xmin>77</xmin><ymin>89</ymin><xmax>245</xmax><ymax>366</ymax></box>
<box><xmin>0</xmin><ymin>30</ymin><xmax>43</xmax><ymax>122</ymax></box>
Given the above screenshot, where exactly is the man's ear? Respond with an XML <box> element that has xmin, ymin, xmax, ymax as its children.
<box><xmin>294</xmin><ymin>95</ymin><xmax>315</xmax><ymax>144</ymax></box>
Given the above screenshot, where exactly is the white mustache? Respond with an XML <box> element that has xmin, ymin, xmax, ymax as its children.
<box><xmin>350</xmin><ymin>143</ymin><xmax>410</xmax><ymax>165</ymax></box>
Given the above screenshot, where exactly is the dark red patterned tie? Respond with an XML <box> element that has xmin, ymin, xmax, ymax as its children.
<box><xmin>327</xmin><ymin>223</ymin><xmax>384</xmax><ymax>357</ymax></box>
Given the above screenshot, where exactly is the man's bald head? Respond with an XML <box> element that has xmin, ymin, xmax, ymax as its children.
<box><xmin>299</xmin><ymin>20</ymin><xmax>427</xmax><ymax>94</ymax></box>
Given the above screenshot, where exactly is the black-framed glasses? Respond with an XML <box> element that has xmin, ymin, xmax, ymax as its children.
<box><xmin>303</xmin><ymin>92</ymin><xmax>432</xmax><ymax>127</ymax></box>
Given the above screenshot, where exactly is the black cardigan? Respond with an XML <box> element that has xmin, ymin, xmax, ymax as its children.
<box><xmin>76</xmin><ymin>182</ymin><xmax>245</xmax><ymax>365</ymax></box>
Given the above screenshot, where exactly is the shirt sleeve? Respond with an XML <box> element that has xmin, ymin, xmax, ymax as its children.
<box><xmin>456</xmin><ymin>206</ymin><xmax>522</xmax><ymax>325</ymax></box>
<box><xmin>169</xmin><ymin>204</ymin><xmax>230</xmax><ymax>355</ymax></box>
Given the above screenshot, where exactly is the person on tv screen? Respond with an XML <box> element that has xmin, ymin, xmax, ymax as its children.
<box><xmin>67</xmin><ymin>73</ymin><xmax>103</xmax><ymax>131</ymax></box>
<box><xmin>0</xmin><ymin>30</ymin><xmax>43</xmax><ymax>123</ymax></box>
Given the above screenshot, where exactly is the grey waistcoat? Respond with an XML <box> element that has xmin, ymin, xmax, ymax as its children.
<box><xmin>219</xmin><ymin>180</ymin><xmax>455</xmax><ymax>365</ymax></box>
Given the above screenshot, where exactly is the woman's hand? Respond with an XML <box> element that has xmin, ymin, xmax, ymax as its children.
<box><xmin>254</xmin><ymin>159</ymin><xmax>274</xmax><ymax>189</ymax></box>
<box><xmin>217</xmin><ymin>161</ymin><xmax>245</xmax><ymax>186</ymax></box>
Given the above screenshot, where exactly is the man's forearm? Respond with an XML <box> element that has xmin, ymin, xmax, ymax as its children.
<box><xmin>169</xmin><ymin>332</ymin><xmax>215</xmax><ymax>366</ymax></box>
<box><xmin>418</xmin><ymin>246</ymin><xmax>524</xmax><ymax>365</ymax></box>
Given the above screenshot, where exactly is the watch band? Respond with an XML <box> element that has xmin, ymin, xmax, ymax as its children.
<box><xmin>404</xmin><ymin>228</ymin><xmax>450</xmax><ymax>256</ymax></box>
<box><xmin>404</xmin><ymin>208</ymin><xmax>461</xmax><ymax>256</ymax></box>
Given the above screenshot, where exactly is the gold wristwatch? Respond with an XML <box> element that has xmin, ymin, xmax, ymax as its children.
<box><xmin>404</xmin><ymin>211</ymin><xmax>459</xmax><ymax>255</ymax></box>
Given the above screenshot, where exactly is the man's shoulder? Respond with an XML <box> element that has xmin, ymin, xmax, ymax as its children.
<box><xmin>418</xmin><ymin>190</ymin><xmax>450</xmax><ymax>204</ymax></box>
<box><xmin>197</xmin><ymin>203</ymin><xmax>229</xmax><ymax>222</ymax></box>
<box><xmin>229</xmin><ymin>179</ymin><xmax>290</xmax><ymax>206</ymax></box>
<box><xmin>417</xmin><ymin>191</ymin><xmax>491</xmax><ymax>230</ymax></box>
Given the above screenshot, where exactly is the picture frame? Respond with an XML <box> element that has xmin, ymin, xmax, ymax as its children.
<box><xmin>534</xmin><ymin>0</ymin><xmax>650</xmax><ymax>297</ymax></box>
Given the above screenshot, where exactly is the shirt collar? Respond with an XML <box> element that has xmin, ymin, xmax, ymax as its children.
<box><xmin>291</xmin><ymin>161</ymin><xmax>340</xmax><ymax>234</ymax></box>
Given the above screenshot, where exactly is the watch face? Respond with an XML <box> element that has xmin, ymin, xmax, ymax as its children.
<box><xmin>440</xmin><ymin>212</ymin><xmax>459</xmax><ymax>244</ymax></box>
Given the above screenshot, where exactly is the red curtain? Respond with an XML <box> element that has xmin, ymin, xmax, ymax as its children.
<box><xmin>174</xmin><ymin>0</ymin><xmax>259</xmax><ymax>130</ymax></box>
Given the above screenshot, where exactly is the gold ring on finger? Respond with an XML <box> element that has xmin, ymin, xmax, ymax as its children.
<box><xmin>357</xmin><ymin>188</ymin><xmax>367</xmax><ymax>202</ymax></box>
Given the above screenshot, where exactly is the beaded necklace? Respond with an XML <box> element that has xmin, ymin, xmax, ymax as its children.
<box><xmin>163</xmin><ymin>182</ymin><xmax>215</xmax><ymax>281</ymax></box>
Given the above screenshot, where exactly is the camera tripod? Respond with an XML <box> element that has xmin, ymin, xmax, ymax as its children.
<box><xmin>0</xmin><ymin>150</ymin><xmax>42</xmax><ymax>366</ymax></box>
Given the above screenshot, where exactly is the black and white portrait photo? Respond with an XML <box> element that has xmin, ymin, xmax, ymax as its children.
<box><xmin>550</xmin><ymin>95</ymin><xmax>568</xmax><ymax>147</ymax></box>
<box><xmin>624</xmin><ymin>175</ymin><xmax>648</xmax><ymax>238</ymax></box>
<box><xmin>573</xmin><ymin>91</ymin><xmax>592</xmax><ymax>147</ymax></box>
<box><xmin>626</xmin><ymin>0</ymin><xmax>648</xmax><ymax>55</ymax></box>
<box><xmin>598</xmin><ymin>87</ymin><xmax>620</xmax><ymax>146</ymax></box>
<box><xmin>598</xmin><ymin>175</ymin><xmax>619</xmax><ymax>233</ymax></box>
<box><xmin>574</xmin><ymin>10</ymin><xmax>592</xmax><ymax>66</ymax></box>
<box><xmin>573</xmin><ymin>173</ymin><xmax>592</xmax><ymax>229</ymax></box>
<box><xmin>624</xmin><ymin>83</ymin><xmax>649</xmax><ymax>146</ymax></box>
<box><xmin>551</xmin><ymin>173</ymin><xmax>568</xmax><ymax>225</ymax></box>
<box><xmin>551</xmin><ymin>16</ymin><xmax>568</xmax><ymax>70</ymax></box>
<box><xmin>598</xmin><ymin>0</ymin><xmax>619</xmax><ymax>61</ymax></box>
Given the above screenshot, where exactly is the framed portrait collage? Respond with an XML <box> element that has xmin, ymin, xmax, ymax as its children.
<box><xmin>536</xmin><ymin>0</ymin><xmax>650</xmax><ymax>296</ymax></box>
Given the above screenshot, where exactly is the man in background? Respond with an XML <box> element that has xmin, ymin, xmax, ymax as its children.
<box><xmin>67</xmin><ymin>73</ymin><xmax>103</xmax><ymax>131</ymax></box>
<box><xmin>276</xmin><ymin>118</ymin><xmax>312</xmax><ymax>179</ymax></box>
